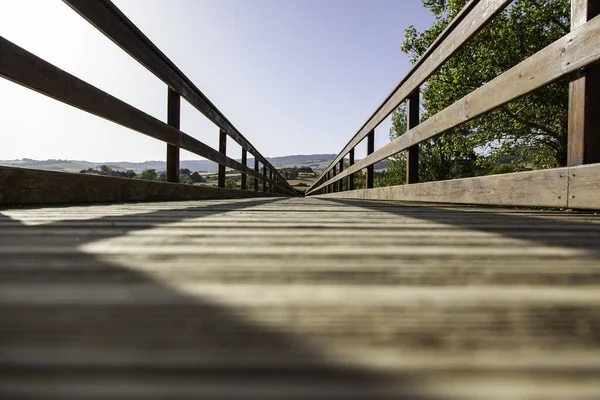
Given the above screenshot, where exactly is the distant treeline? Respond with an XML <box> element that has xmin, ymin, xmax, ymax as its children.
<box><xmin>80</xmin><ymin>165</ymin><xmax>206</xmax><ymax>184</ymax></box>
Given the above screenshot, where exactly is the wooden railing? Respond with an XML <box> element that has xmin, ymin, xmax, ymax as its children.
<box><xmin>306</xmin><ymin>0</ymin><xmax>600</xmax><ymax>210</ymax></box>
<box><xmin>0</xmin><ymin>0</ymin><xmax>295</xmax><ymax>201</ymax></box>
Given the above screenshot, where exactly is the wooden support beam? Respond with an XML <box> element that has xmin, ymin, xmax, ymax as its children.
<box><xmin>332</xmin><ymin>165</ymin><xmax>338</xmax><ymax>193</ymax></box>
<box><xmin>254</xmin><ymin>158</ymin><xmax>259</xmax><ymax>191</ymax></box>
<box><xmin>262</xmin><ymin>164</ymin><xmax>267</xmax><ymax>192</ymax></box>
<box><xmin>406</xmin><ymin>90</ymin><xmax>420</xmax><ymax>184</ymax></box>
<box><xmin>568</xmin><ymin>0</ymin><xmax>600</xmax><ymax>166</ymax></box>
<box><xmin>166</xmin><ymin>87</ymin><xmax>180</xmax><ymax>183</ymax></box>
<box><xmin>241</xmin><ymin>149</ymin><xmax>247</xmax><ymax>190</ymax></box>
<box><xmin>349</xmin><ymin>148</ymin><xmax>355</xmax><ymax>190</ymax></box>
<box><xmin>218</xmin><ymin>130</ymin><xmax>226</xmax><ymax>188</ymax></box>
<box><xmin>338</xmin><ymin>158</ymin><xmax>344</xmax><ymax>191</ymax></box>
<box><xmin>366</xmin><ymin>130</ymin><xmax>375</xmax><ymax>189</ymax></box>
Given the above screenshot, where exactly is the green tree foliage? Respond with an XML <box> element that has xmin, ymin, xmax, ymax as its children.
<box><xmin>136</xmin><ymin>169</ymin><xmax>159</xmax><ymax>181</ymax></box>
<box><xmin>225</xmin><ymin>179</ymin><xmax>238</xmax><ymax>189</ymax></box>
<box><xmin>190</xmin><ymin>171</ymin><xmax>206</xmax><ymax>183</ymax></box>
<box><xmin>180</xmin><ymin>175</ymin><xmax>193</xmax><ymax>185</ymax></box>
<box><xmin>279</xmin><ymin>167</ymin><xmax>299</xmax><ymax>180</ymax></box>
<box><xmin>390</xmin><ymin>0</ymin><xmax>570</xmax><ymax>183</ymax></box>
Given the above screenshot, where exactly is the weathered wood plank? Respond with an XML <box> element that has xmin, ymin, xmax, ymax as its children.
<box><xmin>568</xmin><ymin>163</ymin><xmax>600</xmax><ymax>209</ymax></box>
<box><xmin>1</xmin><ymin>197</ymin><xmax>599</xmax><ymax>399</ymax></box>
<box><xmin>166</xmin><ymin>88</ymin><xmax>180</xmax><ymax>183</ymax></box>
<box><xmin>568</xmin><ymin>0</ymin><xmax>600</xmax><ymax>166</ymax></box>
<box><xmin>316</xmin><ymin>168</ymin><xmax>569</xmax><ymax>208</ymax></box>
<box><xmin>0</xmin><ymin>167</ymin><xmax>280</xmax><ymax>205</ymax></box>
<box><xmin>311</xmin><ymin>0</ymin><xmax>512</xmax><ymax>191</ymax></box>
<box><xmin>406</xmin><ymin>90</ymin><xmax>420</xmax><ymax>184</ymax></box>
<box><xmin>308</xmin><ymin>15</ymin><xmax>600</xmax><ymax>194</ymax></box>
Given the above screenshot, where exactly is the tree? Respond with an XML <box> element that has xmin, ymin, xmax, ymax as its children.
<box><xmin>225</xmin><ymin>179</ymin><xmax>238</xmax><ymax>189</ymax></box>
<box><xmin>190</xmin><ymin>171</ymin><xmax>206</xmax><ymax>183</ymax></box>
<box><xmin>180</xmin><ymin>168</ymin><xmax>191</xmax><ymax>176</ymax></box>
<box><xmin>395</xmin><ymin>0</ymin><xmax>570</xmax><ymax>177</ymax></box>
<box><xmin>137</xmin><ymin>169</ymin><xmax>159</xmax><ymax>181</ymax></box>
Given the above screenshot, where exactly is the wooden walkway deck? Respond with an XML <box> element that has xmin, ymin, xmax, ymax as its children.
<box><xmin>1</xmin><ymin>197</ymin><xmax>599</xmax><ymax>399</ymax></box>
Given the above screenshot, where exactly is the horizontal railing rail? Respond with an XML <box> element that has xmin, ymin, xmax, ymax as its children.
<box><xmin>0</xmin><ymin>0</ymin><xmax>294</xmax><ymax>196</ymax></box>
<box><xmin>306</xmin><ymin>0</ymin><xmax>600</xmax><ymax>210</ymax></box>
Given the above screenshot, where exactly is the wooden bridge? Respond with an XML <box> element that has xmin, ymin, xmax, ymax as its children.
<box><xmin>1</xmin><ymin>0</ymin><xmax>600</xmax><ymax>398</ymax></box>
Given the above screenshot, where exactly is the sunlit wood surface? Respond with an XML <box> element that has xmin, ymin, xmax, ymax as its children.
<box><xmin>1</xmin><ymin>197</ymin><xmax>599</xmax><ymax>399</ymax></box>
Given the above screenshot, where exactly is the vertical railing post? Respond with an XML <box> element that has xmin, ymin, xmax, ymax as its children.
<box><xmin>218</xmin><ymin>129</ymin><xmax>227</xmax><ymax>188</ymax></box>
<box><xmin>338</xmin><ymin>158</ymin><xmax>344</xmax><ymax>192</ymax></box>
<box><xmin>366</xmin><ymin>130</ymin><xmax>374</xmax><ymax>189</ymax></box>
<box><xmin>269</xmin><ymin>170</ymin><xmax>274</xmax><ymax>193</ymax></box>
<box><xmin>406</xmin><ymin>90</ymin><xmax>420</xmax><ymax>184</ymax></box>
<box><xmin>241</xmin><ymin>148</ymin><xmax>247</xmax><ymax>190</ymax></box>
<box><xmin>262</xmin><ymin>164</ymin><xmax>267</xmax><ymax>192</ymax></box>
<box><xmin>349</xmin><ymin>148</ymin><xmax>355</xmax><ymax>190</ymax></box>
<box><xmin>254</xmin><ymin>158</ymin><xmax>259</xmax><ymax>191</ymax></box>
<box><xmin>166</xmin><ymin>87</ymin><xmax>180</xmax><ymax>183</ymax></box>
<box><xmin>568</xmin><ymin>0</ymin><xmax>600</xmax><ymax>166</ymax></box>
<box><xmin>332</xmin><ymin>165</ymin><xmax>337</xmax><ymax>192</ymax></box>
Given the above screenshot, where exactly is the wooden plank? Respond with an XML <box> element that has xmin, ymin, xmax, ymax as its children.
<box><xmin>63</xmin><ymin>0</ymin><xmax>293</xmax><ymax>194</ymax></box>
<box><xmin>308</xmin><ymin>15</ymin><xmax>600</xmax><ymax>194</ymax></box>
<box><xmin>316</xmin><ymin>168</ymin><xmax>569</xmax><ymax>208</ymax></box>
<box><xmin>309</xmin><ymin>0</ymin><xmax>512</xmax><ymax>191</ymax></box>
<box><xmin>1</xmin><ymin>197</ymin><xmax>600</xmax><ymax>399</ymax></box>
<box><xmin>166</xmin><ymin>88</ymin><xmax>180</xmax><ymax>183</ymax></box>
<box><xmin>568</xmin><ymin>0</ymin><xmax>600</xmax><ymax>166</ymax></box>
<box><xmin>218</xmin><ymin>130</ymin><xmax>227</xmax><ymax>188</ymax></box>
<box><xmin>366</xmin><ymin>130</ymin><xmax>374</xmax><ymax>189</ymax></box>
<box><xmin>406</xmin><ymin>90</ymin><xmax>420</xmax><ymax>184</ymax></box>
<box><xmin>0</xmin><ymin>167</ymin><xmax>281</xmax><ymax>206</ymax></box>
<box><xmin>241</xmin><ymin>149</ymin><xmax>247</xmax><ymax>190</ymax></box>
<box><xmin>0</xmin><ymin>37</ymin><xmax>280</xmax><ymax>187</ymax></box>
<box><xmin>254</xmin><ymin>158</ymin><xmax>259</xmax><ymax>191</ymax></box>
<box><xmin>348</xmin><ymin>148</ymin><xmax>355</xmax><ymax>191</ymax></box>
<box><xmin>567</xmin><ymin>163</ymin><xmax>600</xmax><ymax>210</ymax></box>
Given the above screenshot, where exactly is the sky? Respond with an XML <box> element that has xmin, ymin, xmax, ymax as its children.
<box><xmin>0</xmin><ymin>0</ymin><xmax>434</xmax><ymax>162</ymax></box>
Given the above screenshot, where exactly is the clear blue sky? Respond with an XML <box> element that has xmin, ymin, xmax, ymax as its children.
<box><xmin>0</xmin><ymin>0</ymin><xmax>434</xmax><ymax>162</ymax></box>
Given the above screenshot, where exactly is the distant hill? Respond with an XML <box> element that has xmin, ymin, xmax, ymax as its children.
<box><xmin>0</xmin><ymin>154</ymin><xmax>386</xmax><ymax>173</ymax></box>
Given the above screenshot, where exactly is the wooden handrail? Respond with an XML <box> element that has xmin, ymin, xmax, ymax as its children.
<box><xmin>0</xmin><ymin>37</ymin><xmax>284</xmax><ymax>189</ymax></box>
<box><xmin>63</xmin><ymin>0</ymin><xmax>294</xmax><ymax>194</ymax></box>
<box><xmin>308</xmin><ymin>0</ymin><xmax>512</xmax><ymax>194</ymax></box>
<box><xmin>307</xmin><ymin>0</ymin><xmax>600</xmax><ymax>202</ymax></box>
<box><xmin>307</xmin><ymin>14</ymin><xmax>600</xmax><ymax>194</ymax></box>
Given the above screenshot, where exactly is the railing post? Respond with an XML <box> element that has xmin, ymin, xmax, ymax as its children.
<box><xmin>349</xmin><ymin>148</ymin><xmax>355</xmax><ymax>190</ymax></box>
<box><xmin>366</xmin><ymin>130</ymin><xmax>374</xmax><ymax>189</ymax></box>
<box><xmin>568</xmin><ymin>0</ymin><xmax>600</xmax><ymax>166</ymax></box>
<box><xmin>338</xmin><ymin>158</ymin><xmax>344</xmax><ymax>191</ymax></box>
<box><xmin>166</xmin><ymin>87</ymin><xmax>180</xmax><ymax>183</ymax></box>
<box><xmin>332</xmin><ymin>165</ymin><xmax>337</xmax><ymax>192</ymax></box>
<box><xmin>218</xmin><ymin>129</ymin><xmax>227</xmax><ymax>188</ymax></box>
<box><xmin>262</xmin><ymin>164</ymin><xmax>267</xmax><ymax>192</ymax></box>
<box><xmin>254</xmin><ymin>159</ymin><xmax>259</xmax><ymax>191</ymax></box>
<box><xmin>241</xmin><ymin>148</ymin><xmax>247</xmax><ymax>190</ymax></box>
<box><xmin>406</xmin><ymin>90</ymin><xmax>420</xmax><ymax>183</ymax></box>
<box><xmin>269</xmin><ymin>170</ymin><xmax>274</xmax><ymax>193</ymax></box>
